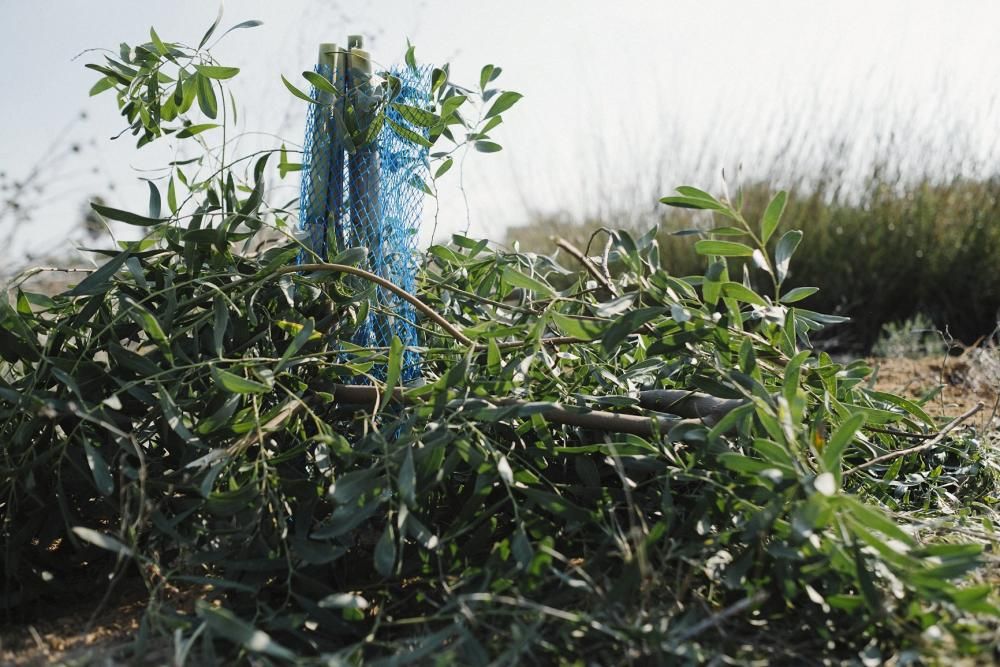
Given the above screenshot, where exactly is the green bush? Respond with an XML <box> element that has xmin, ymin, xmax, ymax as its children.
<box><xmin>871</xmin><ymin>313</ymin><xmax>946</xmax><ymax>359</ymax></box>
<box><xmin>1</xmin><ymin>18</ymin><xmax>998</xmax><ymax>666</ymax></box>
<box><xmin>507</xmin><ymin>175</ymin><xmax>1000</xmax><ymax>352</ymax></box>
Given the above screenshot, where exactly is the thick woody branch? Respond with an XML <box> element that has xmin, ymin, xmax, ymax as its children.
<box><xmin>329</xmin><ymin>384</ymin><xmax>743</xmax><ymax>438</ymax></box>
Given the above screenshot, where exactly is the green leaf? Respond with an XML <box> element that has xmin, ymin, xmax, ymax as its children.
<box><xmin>123</xmin><ymin>298</ymin><xmax>170</xmax><ymax>354</ymax></box>
<box><xmin>167</xmin><ymin>175</ymin><xmax>178</xmax><ymax>213</ymax></box>
<box><xmin>374</xmin><ymin>526</ymin><xmax>396</xmax><ymax>577</ymax></box>
<box><xmin>675</xmin><ymin>186</ymin><xmax>720</xmax><ymax>202</ymax></box>
<box><xmin>89</xmin><ymin>76</ymin><xmax>116</xmax><ymax>96</ymax></box>
<box><xmin>198</xmin><ymin>603</ymin><xmax>295</xmax><ymax>660</ymax></box>
<box><xmin>91</xmin><ymin>202</ymin><xmax>164</xmax><ymax>226</ymax></box>
<box><xmin>302</xmin><ymin>70</ymin><xmax>338</xmax><ymax>97</ymax></box>
<box><xmin>501</xmin><ymin>266</ymin><xmax>554</xmax><ymax>297</ymax></box>
<box><xmin>434</xmin><ymin>157</ymin><xmax>453</xmax><ymax>179</ymax></box>
<box><xmin>386</xmin><ymin>117</ymin><xmax>432</xmax><ymax>148</ymax></box>
<box><xmin>480</xmin><ymin>114</ymin><xmax>503</xmax><ymax>135</ymax></box>
<box><xmin>85</xmin><ymin>63</ymin><xmax>130</xmax><ymax>86</ymax></box>
<box><xmin>319</xmin><ymin>592</ymin><xmax>370</xmax><ymax>610</ymax></box>
<box><xmin>194</xmin><ymin>64</ymin><xmax>240</xmax><ymax>80</ymax></box>
<box><xmin>215</xmin><ymin>20</ymin><xmax>264</xmax><ymax>42</ymax></box>
<box><xmin>382</xmin><ymin>336</ymin><xmax>403</xmax><ymax>412</ymax></box>
<box><xmin>391</xmin><ymin>103</ymin><xmax>438</xmax><ymax>128</ymax></box>
<box><xmin>718</xmin><ymin>453</ymin><xmax>776</xmax><ymax>474</ymax></box>
<box><xmin>511</xmin><ymin>527</ymin><xmax>533</xmax><ymax>570</ymax></box>
<box><xmin>176</xmin><ymin>123</ymin><xmax>220</xmax><ymax>138</ymax></box>
<box><xmin>439</xmin><ymin>95</ymin><xmax>466</xmax><ymax>119</ymax></box>
<box><xmin>840</xmin><ymin>495</ymin><xmax>915</xmax><ymax>546</ymax></box>
<box><xmin>822</xmin><ymin>412</ymin><xmax>865</xmax><ymax>476</ymax></box>
<box><xmin>281</xmin><ymin>74</ymin><xmax>321</xmax><ymax>105</ymax></box>
<box><xmin>196</xmin><ymin>73</ymin><xmax>218</xmax><ymax>118</ymax></box>
<box><xmin>404</xmin><ymin>40</ymin><xmax>417</xmax><ymax>70</ymax></box>
<box><xmin>549</xmin><ymin>312</ymin><xmax>606</xmax><ymax>341</ymax></box>
<box><xmin>694</xmin><ymin>240</ymin><xmax>755</xmax><ymax>257</ymax></box>
<box><xmin>149</xmin><ymin>26</ymin><xmax>168</xmax><ymax>55</ymax></box>
<box><xmin>146</xmin><ymin>181</ymin><xmax>161</xmax><ymax>219</ymax></box>
<box><xmin>485</xmin><ymin>91</ymin><xmax>522</xmax><ymax>118</ymax></box>
<box><xmin>278</xmin><ymin>143</ymin><xmax>303</xmax><ymax>178</ymax></box>
<box><xmin>660</xmin><ymin>191</ymin><xmax>733</xmax><ymax>217</ymax></box>
<box><xmin>780</xmin><ymin>286</ymin><xmax>818</xmax><ymax>303</ymax></box>
<box><xmin>399</xmin><ymin>447</ymin><xmax>416</xmax><ymax>506</ymax></box>
<box><xmin>474</xmin><ymin>140</ymin><xmax>502</xmax><ymax>153</ymax></box>
<box><xmin>83</xmin><ymin>441</ymin><xmax>115</xmax><ymax>496</ymax></box>
<box><xmin>276</xmin><ymin>318</ymin><xmax>316</xmax><ymax>373</ymax></box>
<box><xmin>195</xmin><ymin>395</ymin><xmax>241</xmax><ymax>435</ymax></box>
<box><xmin>212</xmin><ymin>296</ymin><xmax>228</xmax><ymax>356</ymax></box>
<box><xmin>775</xmin><ymin>230</ymin><xmax>803</xmax><ymax>283</ymax></box>
<box><xmin>480</xmin><ymin>64</ymin><xmax>495</xmax><ymax>91</ymax></box>
<box><xmin>67</xmin><ymin>250</ymin><xmax>131</xmax><ymax>296</ymax></box>
<box><xmin>198</xmin><ymin>4</ymin><xmax>224</xmax><ymax>49</ymax></box>
<box><xmin>329</xmin><ymin>468</ymin><xmax>380</xmax><ymax>505</ymax></box>
<box><xmin>72</xmin><ymin>527</ymin><xmax>132</xmax><ymax>557</ymax></box>
<box><xmin>212</xmin><ymin>367</ymin><xmax>272</xmax><ymax>394</ymax></box>
<box><xmin>703</xmin><ymin>261</ymin><xmax>727</xmax><ymax>306</ymax></box>
<box><xmin>761</xmin><ymin>190</ymin><xmax>787</xmax><ymax>244</ymax></box>
<box><xmin>602</xmin><ymin>307</ymin><xmax>665</xmax><ymax>352</ymax></box>
<box><xmin>18</xmin><ymin>291</ymin><xmax>56</xmax><ymax>311</ymax></box>
<box><xmin>721</xmin><ymin>282</ymin><xmax>767</xmax><ymax>306</ymax></box>
<box><xmin>782</xmin><ymin>349</ymin><xmax>810</xmax><ymax>404</ymax></box>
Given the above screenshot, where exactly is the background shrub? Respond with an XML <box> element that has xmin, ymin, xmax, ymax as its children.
<box><xmin>507</xmin><ymin>171</ymin><xmax>1000</xmax><ymax>353</ymax></box>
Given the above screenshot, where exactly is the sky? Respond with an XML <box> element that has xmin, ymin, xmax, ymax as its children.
<box><xmin>2</xmin><ymin>0</ymin><xmax>1000</xmax><ymax>265</ymax></box>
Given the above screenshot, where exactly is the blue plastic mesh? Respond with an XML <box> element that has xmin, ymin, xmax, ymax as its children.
<box><xmin>297</xmin><ymin>61</ymin><xmax>431</xmax><ymax>382</ymax></box>
<box><xmin>298</xmin><ymin>63</ymin><xmax>338</xmax><ymax>263</ymax></box>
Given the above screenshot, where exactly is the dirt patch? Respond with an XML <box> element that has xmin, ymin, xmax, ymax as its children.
<box><xmin>0</xmin><ymin>582</ymin><xmax>149</xmax><ymax>666</ymax></box>
<box><xmin>869</xmin><ymin>347</ymin><xmax>1000</xmax><ymax>430</ymax></box>
<box><xmin>0</xmin><ymin>578</ymin><xmax>203</xmax><ymax>666</ymax></box>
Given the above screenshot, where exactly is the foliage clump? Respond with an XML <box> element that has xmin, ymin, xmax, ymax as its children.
<box><xmin>1</xmin><ymin>17</ymin><xmax>998</xmax><ymax>665</ymax></box>
<box><xmin>508</xmin><ymin>177</ymin><xmax>1000</xmax><ymax>352</ymax></box>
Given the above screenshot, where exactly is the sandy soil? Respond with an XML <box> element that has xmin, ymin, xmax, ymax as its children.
<box><xmin>868</xmin><ymin>348</ymin><xmax>1000</xmax><ymax>431</ymax></box>
<box><xmin>0</xmin><ymin>582</ymin><xmax>151</xmax><ymax>666</ymax></box>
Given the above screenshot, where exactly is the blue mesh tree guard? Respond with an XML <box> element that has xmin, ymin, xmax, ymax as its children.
<box><xmin>298</xmin><ymin>43</ymin><xmax>429</xmax><ymax>382</ymax></box>
<box><xmin>298</xmin><ymin>62</ymin><xmax>340</xmax><ymax>263</ymax></box>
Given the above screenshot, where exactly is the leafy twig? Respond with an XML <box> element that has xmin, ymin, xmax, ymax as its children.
<box><xmin>845</xmin><ymin>401</ymin><xmax>984</xmax><ymax>477</ymax></box>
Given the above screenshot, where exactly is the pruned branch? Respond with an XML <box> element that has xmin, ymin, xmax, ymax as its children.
<box><xmin>329</xmin><ymin>384</ymin><xmax>743</xmax><ymax>438</ymax></box>
<box><xmin>845</xmin><ymin>401</ymin><xmax>984</xmax><ymax>477</ymax></box>
<box><xmin>554</xmin><ymin>237</ymin><xmax>619</xmax><ymax>297</ymax></box>
<box><xmin>637</xmin><ymin>390</ymin><xmax>747</xmax><ymax>427</ymax></box>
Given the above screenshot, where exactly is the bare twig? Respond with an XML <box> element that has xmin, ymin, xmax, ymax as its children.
<box><xmin>554</xmin><ymin>237</ymin><xmax>619</xmax><ymax>297</ymax></box>
<box><xmin>227</xmin><ymin>397</ymin><xmax>305</xmax><ymax>456</ymax></box>
<box><xmin>863</xmin><ymin>426</ymin><xmax>936</xmax><ymax>440</ymax></box>
<box><xmin>554</xmin><ymin>236</ymin><xmax>659</xmax><ymax>335</ymax></box>
<box><xmin>845</xmin><ymin>401</ymin><xmax>984</xmax><ymax>477</ymax></box>
<box><xmin>289</xmin><ymin>263</ymin><xmax>475</xmax><ymax>347</ymax></box>
<box><xmin>497</xmin><ymin>335</ymin><xmax>586</xmax><ymax>349</ymax></box>
<box><xmin>675</xmin><ymin>591</ymin><xmax>769</xmax><ymax>642</ymax></box>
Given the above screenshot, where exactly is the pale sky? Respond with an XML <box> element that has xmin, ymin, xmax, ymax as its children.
<box><xmin>2</xmin><ymin>0</ymin><xmax>999</xmax><ymax>265</ymax></box>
